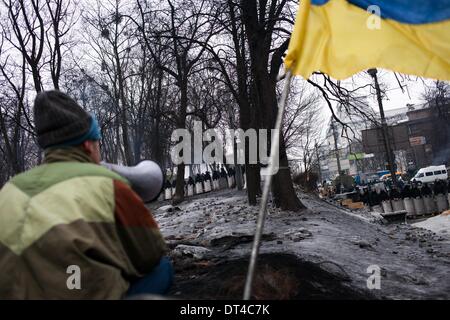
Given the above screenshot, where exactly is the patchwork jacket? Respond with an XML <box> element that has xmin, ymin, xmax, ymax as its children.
<box><xmin>0</xmin><ymin>159</ymin><xmax>166</xmax><ymax>299</ymax></box>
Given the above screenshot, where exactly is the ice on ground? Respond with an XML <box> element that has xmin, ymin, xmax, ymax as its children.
<box><xmin>172</xmin><ymin>244</ymin><xmax>212</xmax><ymax>260</ymax></box>
<box><xmin>149</xmin><ymin>189</ymin><xmax>450</xmax><ymax>299</ymax></box>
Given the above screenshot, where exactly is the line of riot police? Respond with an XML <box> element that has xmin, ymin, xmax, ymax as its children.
<box><xmin>356</xmin><ymin>179</ymin><xmax>450</xmax><ymax>216</ymax></box>
<box><xmin>162</xmin><ymin>166</ymin><xmax>243</xmax><ymax>201</ymax></box>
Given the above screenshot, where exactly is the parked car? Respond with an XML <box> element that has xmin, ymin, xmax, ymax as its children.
<box><xmin>380</xmin><ymin>172</ymin><xmax>403</xmax><ymax>182</ymax></box>
<box><xmin>411</xmin><ymin>165</ymin><xmax>448</xmax><ymax>184</ymax></box>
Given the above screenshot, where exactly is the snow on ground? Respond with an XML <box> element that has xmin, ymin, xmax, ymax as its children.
<box><xmin>148</xmin><ymin>189</ymin><xmax>450</xmax><ymax>300</ymax></box>
<box><xmin>414</xmin><ymin>213</ymin><xmax>450</xmax><ymax>237</ymax></box>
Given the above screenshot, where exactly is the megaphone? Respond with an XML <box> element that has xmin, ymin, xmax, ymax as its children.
<box><xmin>101</xmin><ymin>160</ymin><xmax>164</xmax><ymax>203</ymax></box>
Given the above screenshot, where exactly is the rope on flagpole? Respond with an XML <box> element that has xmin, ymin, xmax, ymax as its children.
<box><xmin>243</xmin><ymin>70</ymin><xmax>293</xmax><ymax>300</ymax></box>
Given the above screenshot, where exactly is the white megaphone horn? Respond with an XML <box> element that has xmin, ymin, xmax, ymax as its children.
<box><xmin>101</xmin><ymin>160</ymin><xmax>164</xmax><ymax>203</ymax></box>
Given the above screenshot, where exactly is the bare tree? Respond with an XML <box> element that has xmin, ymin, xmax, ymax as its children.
<box><xmin>239</xmin><ymin>0</ymin><xmax>305</xmax><ymax>211</ymax></box>
<box><xmin>1</xmin><ymin>0</ymin><xmax>46</xmax><ymax>92</ymax></box>
<box><xmin>134</xmin><ymin>0</ymin><xmax>221</xmax><ymax>204</ymax></box>
<box><xmin>45</xmin><ymin>0</ymin><xmax>78</xmax><ymax>89</ymax></box>
<box><xmin>82</xmin><ymin>0</ymin><xmax>140</xmax><ymax>165</ymax></box>
<box><xmin>0</xmin><ymin>0</ymin><xmax>77</xmax><ymax>179</ymax></box>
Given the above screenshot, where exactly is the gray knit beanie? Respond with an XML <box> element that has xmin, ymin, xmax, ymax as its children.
<box><xmin>34</xmin><ymin>90</ymin><xmax>92</xmax><ymax>149</ymax></box>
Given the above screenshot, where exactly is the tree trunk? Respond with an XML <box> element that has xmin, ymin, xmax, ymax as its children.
<box><xmin>240</xmin><ymin>0</ymin><xmax>304</xmax><ymax>212</ymax></box>
<box><xmin>245</xmin><ymin>164</ymin><xmax>260</xmax><ymax>205</ymax></box>
<box><xmin>262</xmin><ymin>77</ymin><xmax>304</xmax><ymax>211</ymax></box>
<box><xmin>118</xmin><ymin>86</ymin><xmax>133</xmax><ymax>166</ymax></box>
<box><xmin>272</xmin><ymin>137</ymin><xmax>305</xmax><ymax>211</ymax></box>
<box><xmin>173</xmin><ymin>163</ymin><xmax>185</xmax><ymax>205</ymax></box>
<box><xmin>173</xmin><ymin>78</ymin><xmax>188</xmax><ymax>204</ymax></box>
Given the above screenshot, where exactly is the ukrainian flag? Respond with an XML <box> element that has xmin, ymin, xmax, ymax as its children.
<box><xmin>284</xmin><ymin>0</ymin><xmax>450</xmax><ymax>80</ymax></box>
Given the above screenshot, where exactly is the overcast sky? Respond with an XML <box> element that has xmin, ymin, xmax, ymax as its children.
<box><xmin>291</xmin><ymin>68</ymin><xmax>444</xmax><ymax>142</ymax></box>
<box><xmin>365</xmin><ymin>69</ymin><xmax>435</xmax><ymax>111</ymax></box>
<box><xmin>309</xmin><ymin>68</ymin><xmax>439</xmax><ymax>123</ymax></box>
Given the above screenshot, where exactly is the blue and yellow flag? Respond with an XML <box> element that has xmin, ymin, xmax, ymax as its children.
<box><xmin>284</xmin><ymin>0</ymin><xmax>450</xmax><ymax>80</ymax></box>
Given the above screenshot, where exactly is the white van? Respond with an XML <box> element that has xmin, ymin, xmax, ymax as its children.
<box><xmin>411</xmin><ymin>165</ymin><xmax>448</xmax><ymax>184</ymax></box>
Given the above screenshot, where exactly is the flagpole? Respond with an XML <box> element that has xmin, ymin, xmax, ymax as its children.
<box><xmin>243</xmin><ymin>70</ymin><xmax>293</xmax><ymax>300</ymax></box>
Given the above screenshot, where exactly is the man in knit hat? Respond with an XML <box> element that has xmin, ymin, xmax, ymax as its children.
<box><xmin>0</xmin><ymin>90</ymin><xmax>172</xmax><ymax>299</ymax></box>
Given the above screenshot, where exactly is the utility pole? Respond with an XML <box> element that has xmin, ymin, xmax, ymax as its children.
<box><xmin>368</xmin><ymin>68</ymin><xmax>397</xmax><ymax>185</ymax></box>
<box><xmin>331</xmin><ymin>120</ymin><xmax>342</xmax><ymax>174</ymax></box>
